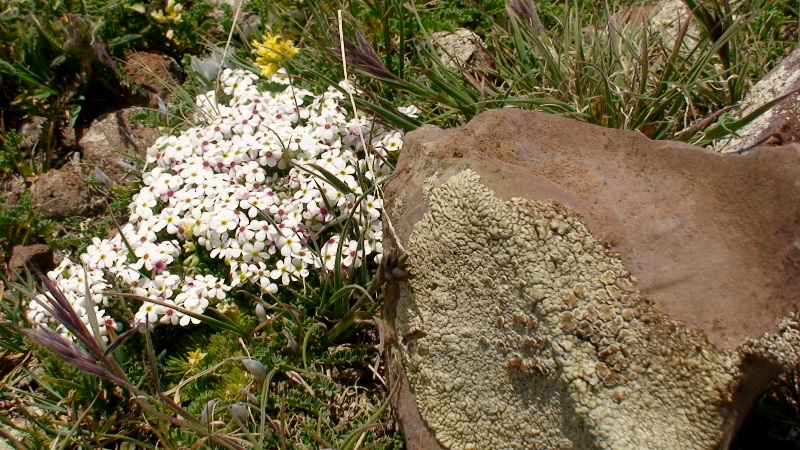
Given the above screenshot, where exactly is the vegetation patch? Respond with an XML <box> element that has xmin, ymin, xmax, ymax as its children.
<box><xmin>1</xmin><ymin>0</ymin><xmax>798</xmax><ymax>448</ymax></box>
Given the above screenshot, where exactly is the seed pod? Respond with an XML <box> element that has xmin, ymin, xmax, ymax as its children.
<box><xmin>200</xmin><ymin>399</ymin><xmax>217</xmax><ymax>425</ymax></box>
<box><xmin>283</xmin><ymin>328</ymin><xmax>299</xmax><ymax>353</ymax></box>
<box><xmin>239</xmin><ymin>387</ymin><xmax>260</xmax><ymax>406</ymax></box>
<box><xmin>255</xmin><ymin>303</ymin><xmax>268</xmax><ymax>323</ymax></box>
<box><xmin>94</xmin><ymin>167</ymin><xmax>112</xmax><ymax>187</ymax></box>
<box><xmin>228</xmin><ymin>403</ymin><xmax>250</xmax><ymax>424</ymax></box>
<box><xmin>243</xmin><ymin>358</ymin><xmax>267</xmax><ymax>384</ymax></box>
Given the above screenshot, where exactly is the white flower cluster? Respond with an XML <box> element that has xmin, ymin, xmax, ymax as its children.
<box><xmin>27</xmin><ymin>252</ymin><xmax>121</xmax><ymax>342</ymax></box>
<box><xmin>28</xmin><ymin>68</ymin><xmax>416</xmax><ymax>340</ymax></box>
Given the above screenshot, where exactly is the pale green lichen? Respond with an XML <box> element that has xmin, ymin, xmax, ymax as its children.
<box><xmin>397</xmin><ymin>169</ymin><xmax>746</xmax><ymax>449</ymax></box>
<box><xmin>741</xmin><ymin>312</ymin><xmax>800</xmax><ymax>369</ymax></box>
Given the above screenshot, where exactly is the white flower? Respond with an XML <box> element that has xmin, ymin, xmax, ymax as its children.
<box><xmin>379</xmin><ymin>131</ymin><xmax>403</xmax><ymax>154</ymax></box>
<box><xmin>295</xmin><ymin>185</ymin><xmax>320</xmax><ymax>204</ymax></box>
<box><xmin>337</xmin><ymin>79</ymin><xmax>362</xmax><ymax>95</ymax></box>
<box><xmin>150</xmin><ymin>272</ymin><xmax>180</xmax><ymax>298</ymax></box>
<box><xmin>270</xmin><ymin>203</ymin><xmax>297</xmax><ymax>223</ymax></box>
<box><xmin>210</xmin><ymin>239</ymin><xmax>241</xmax><ymax>261</ymax></box>
<box><xmin>248</xmin><ymin>219</ymin><xmax>277</xmax><ymax>243</ymax></box>
<box><xmin>210</xmin><ymin>208</ymin><xmax>239</xmax><ymax>234</ymax></box>
<box><xmin>240</xmin><ymin>191</ymin><xmax>274</xmax><ymax>218</ymax></box>
<box><xmin>158</xmin><ymin>300</ymin><xmax>181</xmax><ymax>325</ymax></box>
<box><xmin>270</xmin><ymin>258</ymin><xmax>294</xmax><ymax>285</ymax></box>
<box><xmin>132</xmin><ymin>190</ymin><xmax>157</xmax><ymax>211</ymax></box>
<box><xmin>242</xmin><ymin>241</ymin><xmax>268</xmax><ymax>262</ymax></box>
<box><xmin>341</xmin><ymin>239</ymin><xmax>363</xmax><ymax>269</ymax></box>
<box><xmin>321</xmin><ymin>236</ymin><xmax>341</xmax><ymax>271</ymax></box>
<box><xmin>245</xmin><ymin>262</ymin><xmax>279</xmax><ymax>293</ymax></box>
<box><xmin>303</xmin><ymin>200</ymin><xmax>333</xmax><ymax>225</ymax></box>
<box><xmin>132</xmin><ymin>242</ymin><xmax>159</xmax><ymax>271</ymax></box>
<box><xmin>203</xmin><ymin>277</ymin><xmax>230</xmax><ymax>300</ymax></box>
<box><xmin>276</xmin><ymin>231</ymin><xmax>303</xmax><ymax>258</ymax></box>
<box><xmin>397</xmin><ymin>105</ymin><xmax>420</xmax><ymax>118</ymax></box>
<box><xmin>160</xmin><ymin>207</ymin><xmax>183</xmax><ymax>235</ymax></box>
<box><xmin>196</xmin><ymin>91</ymin><xmax>218</xmax><ymax>116</ymax></box>
<box><xmin>175</xmin><ymin>291</ymin><xmax>206</xmax><ymax>325</ymax></box>
<box><xmin>242</xmin><ymin>160</ymin><xmax>266</xmax><ymax>184</ymax></box>
<box><xmin>291</xmin><ymin>257</ymin><xmax>309</xmax><ymax>279</ymax></box>
<box><xmin>84</xmin><ymin>237</ymin><xmax>121</xmax><ymax>270</ymax></box>
<box><xmin>117</xmin><ymin>266</ymin><xmax>143</xmax><ymax>286</ymax></box>
<box><xmin>294</xmin><ymin>246</ymin><xmax>316</xmax><ymax>267</ymax></box>
<box><xmin>234</xmin><ymin>221</ymin><xmax>256</xmax><ymax>244</ymax></box>
<box><xmin>135</xmin><ymin>301</ymin><xmax>166</xmax><ymax>326</ymax></box>
<box><xmin>360</xmin><ymin>195</ymin><xmax>382</xmax><ymax>222</ymax></box>
<box><xmin>230</xmin><ymin>264</ymin><xmax>251</xmax><ymax>288</ymax></box>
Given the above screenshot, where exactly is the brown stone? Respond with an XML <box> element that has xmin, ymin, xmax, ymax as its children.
<box><xmin>382</xmin><ymin>282</ymin><xmax>446</xmax><ymax>450</ymax></box>
<box><xmin>611</xmin><ymin>3</ymin><xmax>659</xmax><ymax>29</ymax></box>
<box><xmin>79</xmin><ymin>107</ymin><xmax>160</xmax><ymax>185</ymax></box>
<box><xmin>9</xmin><ymin>244</ymin><xmax>55</xmax><ymax>274</ymax></box>
<box><xmin>17</xmin><ymin>116</ymin><xmax>45</xmax><ymax>148</ymax></box>
<box><xmin>30</xmin><ymin>168</ymin><xmax>91</xmax><ymax>220</ymax></box>
<box><xmin>385</xmin><ymin>108</ymin><xmax>800</xmax><ymax>350</ymax></box>
<box><xmin>123</xmin><ymin>51</ymin><xmax>183</xmax><ymax>107</ymax></box>
<box><xmin>382</xmin><ymin>109</ymin><xmax>800</xmax><ymax>448</ymax></box>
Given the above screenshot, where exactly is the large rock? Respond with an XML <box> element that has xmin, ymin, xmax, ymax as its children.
<box><xmin>382</xmin><ymin>109</ymin><xmax>800</xmax><ymax>449</ymax></box>
<box><xmin>8</xmin><ymin>244</ymin><xmax>55</xmax><ymax>273</ymax></box>
<box><xmin>6</xmin><ymin>244</ymin><xmax>56</xmax><ymax>281</ymax></box>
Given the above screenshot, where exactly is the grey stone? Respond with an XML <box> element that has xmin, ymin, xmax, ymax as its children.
<box><xmin>713</xmin><ymin>45</ymin><xmax>800</xmax><ymax>153</ymax></box>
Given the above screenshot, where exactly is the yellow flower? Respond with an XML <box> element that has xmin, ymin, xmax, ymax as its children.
<box><xmin>251</xmin><ymin>33</ymin><xmax>299</xmax><ymax>77</ymax></box>
<box><xmin>182</xmin><ymin>222</ymin><xmax>195</xmax><ymax>239</ymax></box>
<box><xmin>150</xmin><ymin>0</ymin><xmax>183</xmax><ymax>24</ymax></box>
<box><xmin>187</xmin><ymin>348</ymin><xmax>207</xmax><ymax>367</ymax></box>
<box><xmin>166</xmin><ymin>0</ymin><xmax>183</xmax><ymax>22</ymax></box>
<box><xmin>150</xmin><ymin>9</ymin><xmax>167</xmax><ymax>23</ymax></box>
<box><xmin>150</xmin><ymin>9</ymin><xmax>166</xmax><ymax>23</ymax></box>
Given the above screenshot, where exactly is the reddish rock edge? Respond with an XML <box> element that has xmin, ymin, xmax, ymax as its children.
<box><xmin>382</xmin><ymin>109</ymin><xmax>800</xmax><ymax>447</ymax></box>
<box><xmin>383</xmin><ymin>279</ymin><xmax>447</xmax><ymax>450</ymax></box>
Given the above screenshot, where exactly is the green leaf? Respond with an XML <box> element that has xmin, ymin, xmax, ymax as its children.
<box><xmin>693</xmin><ymin>87</ymin><xmax>800</xmax><ymax>146</ymax></box>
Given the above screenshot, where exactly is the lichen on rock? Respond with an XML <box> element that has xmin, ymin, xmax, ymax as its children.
<box><xmin>397</xmin><ymin>169</ymin><xmax>746</xmax><ymax>449</ymax></box>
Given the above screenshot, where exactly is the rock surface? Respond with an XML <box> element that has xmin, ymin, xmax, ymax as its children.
<box><xmin>29</xmin><ymin>168</ymin><xmax>92</xmax><ymax>220</ymax></box>
<box><xmin>431</xmin><ymin>28</ymin><xmax>491</xmax><ymax>72</ymax></box>
<box><xmin>647</xmin><ymin>0</ymin><xmax>699</xmax><ymax>51</ymax></box>
<box><xmin>713</xmin><ymin>45</ymin><xmax>800</xmax><ymax>153</ymax></box>
<box><xmin>382</xmin><ymin>109</ymin><xmax>800</xmax><ymax>448</ymax></box>
<box><xmin>123</xmin><ymin>51</ymin><xmax>183</xmax><ymax>107</ymax></box>
<box><xmin>79</xmin><ymin>107</ymin><xmax>160</xmax><ymax>185</ymax></box>
<box><xmin>8</xmin><ymin>244</ymin><xmax>55</xmax><ymax>273</ymax></box>
<box><xmin>6</xmin><ymin>244</ymin><xmax>56</xmax><ymax>282</ymax></box>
